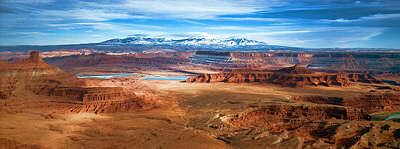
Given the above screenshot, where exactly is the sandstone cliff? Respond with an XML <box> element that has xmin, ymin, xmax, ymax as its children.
<box><xmin>186</xmin><ymin>65</ymin><xmax>380</xmax><ymax>87</ymax></box>
<box><xmin>44</xmin><ymin>52</ymin><xmax>195</xmax><ymax>73</ymax></box>
<box><xmin>48</xmin><ymin>86</ymin><xmax>154</xmax><ymax>113</ymax></box>
<box><xmin>290</xmin><ymin>93</ymin><xmax>400</xmax><ymax>122</ymax></box>
<box><xmin>344</xmin><ymin>93</ymin><xmax>400</xmax><ymax>113</ymax></box>
<box><xmin>291</xmin><ymin>93</ymin><xmax>400</xmax><ymax>114</ymax></box>
<box><xmin>0</xmin><ymin>51</ymin><xmax>154</xmax><ymax>113</ymax></box>
<box><xmin>225</xmin><ymin>104</ymin><xmax>370</xmax><ymax>129</ymax></box>
<box><xmin>0</xmin><ymin>51</ymin><xmax>82</xmax><ymax>99</ymax></box>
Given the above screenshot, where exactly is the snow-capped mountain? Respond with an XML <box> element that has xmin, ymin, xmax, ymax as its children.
<box><xmin>99</xmin><ymin>36</ymin><xmax>268</xmax><ymax>48</ymax></box>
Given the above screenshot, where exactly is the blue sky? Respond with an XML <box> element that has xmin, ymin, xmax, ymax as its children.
<box><xmin>0</xmin><ymin>0</ymin><xmax>399</xmax><ymax>48</ymax></box>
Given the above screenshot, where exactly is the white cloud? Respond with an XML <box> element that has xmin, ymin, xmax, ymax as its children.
<box><xmin>321</xmin><ymin>13</ymin><xmax>400</xmax><ymax>23</ymax></box>
<box><xmin>332</xmin><ymin>27</ymin><xmax>384</xmax><ymax>42</ymax></box>
<box><xmin>126</xmin><ymin>0</ymin><xmax>263</xmax><ymax>19</ymax></box>
<box><xmin>46</xmin><ymin>22</ymin><xmax>164</xmax><ymax>32</ymax></box>
<box><xmin>218</xmin><ymin>17</ymin><xmax>280</xmax><ymax>21</ymax></box>
<box><xmin>39</xmin><ymin>9</ymin><xmax>141</xmax><ymax>21</ymax></box>
<box><xmin>71</xmin><ymin>22</ymin><xmax>165</xmax><ymax>36</ymax></box>
<box><xmin>206</xmin><ymin>26</ymin><xmax>259</xmax><ymax>31</ymax></box>
<box><xmin>363</xmin><ymin>13</ymin><xmax>400</xmax><ymax>20</ymax></box>
<box><xmin>182</xmin><ymin>20</ymin><xmax>207</xmax><ymax>25</ymax></box>
<box><xmin>80</xmin><ymin>0</ymin><xmax>279</xmax><ymax>20</ymax></box>
<box><xmin>91</xmin><ymin>34</ymin><xmax>102</xmax><ymax>37</ymax></box>
<box><xmin>18</xmin><ymin>32</ymin><xmax>46</xmax><ymax>36</ymax></box>
<box><xmin>247</xmin><ymin>30</ymin><xmax>312</xmax><ymax>35</ymax></box>
<box><xmin>229</xmin><ymin>26</ymin><xmax>385</xmax><ymax>47</ymax></box>
<box><xmin>0</xmin><ymin>31</ymin><xmax>47</xmax><ymax>37</ymax></box>
<box><xmin>206</xmin><ymin>26</ymin><xmax>311</xmax><ymax>33</ymax></box>
<box><xmin>3</xmin><ymin>0</ymin><xmax>53</xmax><ymax>4</ymax></box>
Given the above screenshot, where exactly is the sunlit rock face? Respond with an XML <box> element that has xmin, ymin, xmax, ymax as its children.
<box><xmin>186</xmin><ymin>65</ymin><xmax>380</xmax><ymax>87</ymax></box>
<box><xmin>0</xmin><ymin>51</ymin><xmax>155</xmax><ymax>113</ymax></box>
<box><xmin>0</xmin><ymin>51</ymin><xmax>82</xmax><ymax>99</ymax></box>
<box><xmin>50</xmin><ymin>87</ymin><xmax>155</xmax><ymax>113</ymax></box>
<box><xmin>290</xmin><ymin>93</ymin><xmax>400</xmax><ymax>120</ymax></box>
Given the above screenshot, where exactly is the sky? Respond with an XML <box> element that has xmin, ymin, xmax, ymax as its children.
<box><xmin>0</xmin><ymin>0</ymin><xmax>400</xmax><ymax>48</ymax></box>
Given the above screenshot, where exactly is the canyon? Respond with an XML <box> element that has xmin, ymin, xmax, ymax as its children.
<box><xmin>1</xmin><ymin>51</ymin><xmax>400</xmax><ymax>149</ymax></box>
<box><xmin>186</xmin><ymin>65</ymin><xmax>380</xmax><ymax>87</ymax></box>
<box><xmin>0</xmin><ymin>51</ymin><xmax>155</xmax><ymax>114</ymax></box>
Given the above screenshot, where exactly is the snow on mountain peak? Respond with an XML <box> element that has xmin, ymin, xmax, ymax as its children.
<box><xmin>100</xmin><ymin>36</ymin><xmax>267</xmax><ymax>47</ymax></box>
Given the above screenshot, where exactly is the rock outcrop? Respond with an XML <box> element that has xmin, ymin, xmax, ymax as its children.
<box><xmin>0</xmin><ymin>51</ymin><xmax>155</xmax><ymax>113</ymax></box>
<box><xmin>0</xmin><ymin>138</ymin><xmax>44</xmax><ymax>149</ymax></box>
<box><xmin>277</xmin><ymin>64</ymin><xmax>313</xmax><ymax>74</ymax></box>
<box><xmin>227</xmin><ymin>105</ymin><xmax>346</xmax><ymax>125</ymax></box>
<box><xmin>0</xmin><ymin>51</ymin><xmax>82</xmax><ymax>99</ymax></box>
<box><xmin>67</xmin><ymin>98</ymin><xmax>154</xmax><ymax>113</ymax></box>
<box><xmin>186</xmin><ymin>65</ymin><xmax>380</xmax><ymax>87</ymax></box>
<box><xmin>44</xmin><ymin>52</ymin><xmax>195</xmax><ymax>73</ymax></box>
<box><xmin>208</xmin><ymin>93</ymin><xmax>400</xmax><ymax>149</ymax></box>
<box><xmin>48</xmin><ymin>87</ymin><xmax>134</xmax><ymax>102</ymax></box>
<box><xmin>224</xmin><ymin>104</ymin><xmax>370</xmax><ymax>130</ymax></box>
<box><xmin>290</xmin><ymin>96</ymin><xmax>344</xmax><ymax>105</ymax></box>
<box><xmin>290</xmin><ymin>93</ymin><xmax>400</xmax><ymax>118</ymax></box>
<box><xmin>46</xmin><ymin>86</ymin><xmax>154</xmax><ymax>113</ymax></box>
<box><xmin>344</xmin><ymin>93</ymin><xmax>400</xmax><ymax>113</ymax></box>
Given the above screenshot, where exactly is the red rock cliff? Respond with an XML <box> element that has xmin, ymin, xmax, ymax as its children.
<box><xmin>186</xmin><ymin>65</ymin><xmax>380</xmax><ymax>87</ymax></box>
<box><xmin>0</xmin><ymin>51</ymin><xmax>82</xmax><ymax>99</ymax></box>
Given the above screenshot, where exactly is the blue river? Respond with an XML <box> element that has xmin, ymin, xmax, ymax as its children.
<box><xmin>384</xmin><ymin>114</ymin><xmax>400</xmax><ymax>121</ymax></box>
<box><xmin>138</xmin><ymin>76</ymin><xmax>190</xmax><ymax>81</ymax></box>
<box><xmin>77</xmin><ymin>73</ymin><xmax>140</xmax><ymax>79</ymax></box>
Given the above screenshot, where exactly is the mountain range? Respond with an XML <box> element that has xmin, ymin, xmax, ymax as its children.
<box><xmin>101</xmin><ymin>36</ymin><xmax>265</xmax><ymax>46</ymax></box>
<box><xmin>98</xmin><ymin>36</ymin><xmax>293</xmax><ymax>50</ymax></box>
<box><xmin>0</xmin><ymin>36</ymin><xmax>396</xmax><ymax>52</ymax></box>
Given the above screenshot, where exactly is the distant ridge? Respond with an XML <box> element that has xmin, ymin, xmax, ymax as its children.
<box><xmin>99</xmin><ymin>36</ymin><xmax>289</xmax><ymax>49</ymax></box>
<box><xmin>0</xmin><ymin>35</ymin><xmax>398</xmax><ymax>52</ymax></box>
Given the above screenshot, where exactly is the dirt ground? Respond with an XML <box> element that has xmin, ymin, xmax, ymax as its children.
<box><xmin>1</xmin><ymin>75</ymin><xmax>399</xmax><ymax>149</ymax></box>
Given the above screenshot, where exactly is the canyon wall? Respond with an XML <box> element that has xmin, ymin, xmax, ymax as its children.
<box><xmin>344</xmin><ymin>93</ymin><xmax>400</xmax><ymax>113</ymax></box>
<box><xmin>290</xmin><ymin>93</ymin><xmax>400</xmax><ymax>117</ymax></box>
<box><xmin>186</xmin><ymin>65</ymin><xmax>380</xmax><ymax>87</ymax></box>
<box><xmin>225</xmin><ymin>104</ymin><xmax>370</xmax><ymax>130</ymax></box>
<box><xmin>0</xmin><ymin>51</ymin><xmax>155</xmax><ymax>113</ymax></box>
<box><xmin>48</xmin><ymin>87</ymin><xmax>135</xmax><ymax>102</ymax></box>
<box><xmin>39</xmin><ymin>83</ymin><xmax>153</xmax><ymax>113</ymax></box>
<box><xmin>0</xmin><ymin>51</ymin><xmax>83</xmax><ymax>99</ymax></box>
<box><xmin>45</xmin><ymin>52</ymin><xmax>195</xmax><ymax>71</ymax></box>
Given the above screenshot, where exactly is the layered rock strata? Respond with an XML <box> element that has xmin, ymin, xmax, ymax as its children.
<box><xmin>0</xmin><ymin>51</ymin><xmax>82</xmax><ymax>99</ymax></box>
<box><xmin>290</xmin><ymin>93</ymin><xmax>400</xmax><ymax>122</ymax></box>
<box><xmin>0</xmin><ymin>51</ymin><xmax>154</xmax><ymax>113</ymax></box>
<box><xmin>291</xmin><ymin>93</ymin><xmax>400</xmax><ymax>114</ymax></box>
<box><xmin>48</xmin><ymin>86</ymin><xmax>153</xmax><ymax>113</ymax></box>
<box><xmin>48</xmin><ymin>87</ymin><xmax>134</xmax><ymax>102</ymax></box>
<box><xmin>344</xmin><ymin>93</ymin><xmax>400</xmax><ymax>113</ymax></box>
<box><xmin>186</xmin><ymin>65</ymin><xmax>380</xmax><ymax>87</ymax></box>
<box><xmin>224</xmin><ymin>104</ymin><xmax>370</xmax><ymax>130</ymax></box>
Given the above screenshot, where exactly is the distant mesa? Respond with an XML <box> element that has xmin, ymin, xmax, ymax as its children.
<box><xmin>276</xmin><ymin>64</ymin><xmax>313</xmax><ymax>74</ymax></box>
<box><xmin>186</xmin><ymin>65</ymin><xmax>381</xmax><ymax>87</ymax></box>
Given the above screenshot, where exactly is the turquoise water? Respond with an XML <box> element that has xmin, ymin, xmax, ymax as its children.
<box><xmin>138</xmin><ymin>76</ymin><xmax>190</xmax><ymax>81</ymax></box>
<box><xmin>77</xmin><ymin>73</ymin><xmax>140</xmax><ymax>79</ymax></box>
<box><xmin>385</xmin><ymin>114</ymin><xmax>400</xmax><ymax>121</ymax></box>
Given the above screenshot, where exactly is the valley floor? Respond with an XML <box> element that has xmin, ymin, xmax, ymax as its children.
<box><xmin>1</xmin><ymin>74</ymin><xmax>400</xmax><ymax>148</ymax></box>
